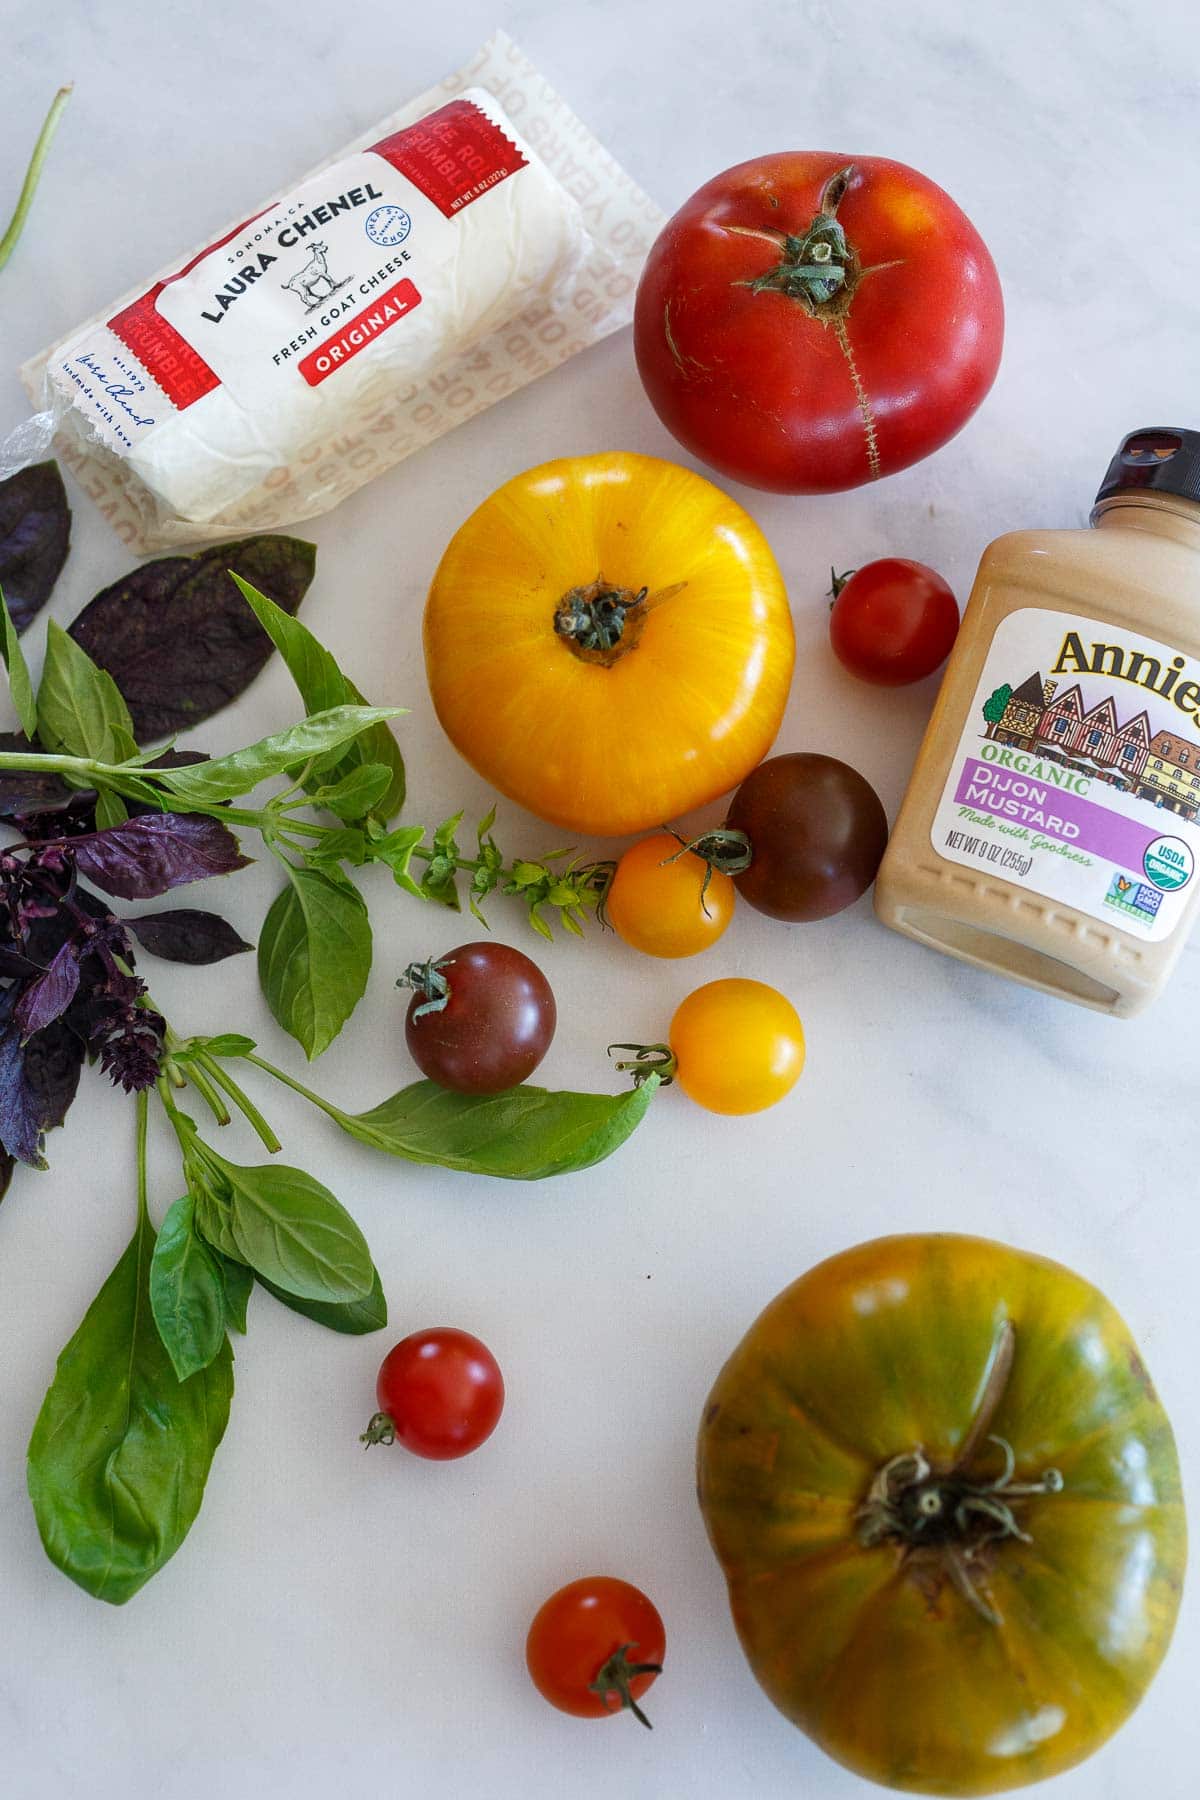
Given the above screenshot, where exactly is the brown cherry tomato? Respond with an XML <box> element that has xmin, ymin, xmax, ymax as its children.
<box><xmin>400</xmin><ymin>942</ymin><xmax>556</xmax><ymax>1093</ymax></box>
<box><xmin>726</xmin><ymin>753</ymin><xmax>888</xmax><ymax>921</ymax></box>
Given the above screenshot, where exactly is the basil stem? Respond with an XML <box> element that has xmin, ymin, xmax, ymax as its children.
<box><xmin>0</xmin><ymin>86</ymin><xmax>72</xmax><ymax>275</ymax></box>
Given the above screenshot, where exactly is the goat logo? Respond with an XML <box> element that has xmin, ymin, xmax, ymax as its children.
<box><xmin>281</xmin><ymin>242</ymin><xmax>353</xmax><ymax>313</ymax></box>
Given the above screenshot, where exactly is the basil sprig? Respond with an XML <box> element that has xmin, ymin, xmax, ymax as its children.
<box><xmin>27</xmin><ymin>1097</ymin><xmax>234</xmax><ymax>1604</ymax></box>
<box><xmin>2</xmin><ymin>562</ymin><xmax>665</xmax><ymax>1610</ymax></box>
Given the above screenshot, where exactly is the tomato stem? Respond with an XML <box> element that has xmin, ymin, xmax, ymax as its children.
<box><xmin>737</xmin><ymin>164</ymin><xmax>858</xmax><ymax>314</ymax></box>
<box><xmin>589</xmin><ymin>1644</ymin><xmax>663</xmax><ymax>1729</ymax></box>
<box><xmin>397</xmin><ymin>955</ymin><xmax>454</xmax><ymax>1018</ymax></box>
<box><xmin>554</xmin><ymin>576</ymin><xmax>648</xmax><ymax>660</ymax></box>
<box><xmin>660</xmin><ymin>824</ymin><xmax>752</xmax><ymax>917</ymax></box>
<box><xmin>607</xmin><ymin>1043</ymin><xmax>677</xmax><ymax>1087</ymax></box>
<box><xmin>360</xmin><ymin>1412</ymin><xmax>396</xmax><ymax>1448</ymax></box>
<box><xmin>855</xmin><ymin>1325</ymin><xmax>1064</xmax><ymax>1625</ymax></box>
<box><xmin>828</xmin><ymin>566</ymin><xmax>857</xmax><ymax>602</ymax></box>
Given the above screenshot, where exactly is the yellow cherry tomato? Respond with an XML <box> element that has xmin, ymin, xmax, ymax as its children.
<box><xmin>606</xmin><ymin>834</ymin><xmax>735</xmax><ymax>959</ymax></box>
<box><xmin>669</xmin><ymin>978</ymin><xmax>805</xmax><ymax>1114</ymax></box>
<box><xmin>424</xmin><ymin>453</ymin><xmax>794</xmax><ymax>836</ymax></box>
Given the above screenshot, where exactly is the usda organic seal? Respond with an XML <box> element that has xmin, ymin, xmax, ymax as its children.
<box><xmin>1143</xmin><ymin>835</ymin><xmax>1193</xmax><ymax>891</ymax></box>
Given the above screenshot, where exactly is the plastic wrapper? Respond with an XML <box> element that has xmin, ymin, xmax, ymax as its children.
<box><xmin>8</xmin><ymin>33</ymin><xmax>664</xmax><ymax>551</ymax></box>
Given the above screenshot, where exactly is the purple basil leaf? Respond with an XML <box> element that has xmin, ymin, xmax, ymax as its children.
<box><xmin>24</xmin><ymin>1016</ymin><xmax>85</xmax><ymax>1131</ymax></box>
<box><xmin>0</xmin><ymin>731</ymin><xmax>78</xmax><ymax>820</ymax></box>
<box><xmin>0</xmin><ymin>999</ymin><xmax>46</xmax><ymax>1167</ymax></box>
<box><xmin>72</xmin><ymin>814</ymin><xmax>251</xmax><ymax>900</ymax></box>
<box><xmin>0</xmin><ymin>462</ymin><xmax>71</xmax><ymax>631</ymax></box>
<box><xmin>15</xmin><ymin>942</ymin><xmax>80</xmax><ymax>1035</ymax></box>
<box><xmin>69</xmin><ymin>536</ymin><xmax>316</xmax><ymax>740</ymax></box>
<box><xmin>127</xmin><ymin>908</ymin><xmax>252</xmax><ymax>965</ymax></box>
<box><xmin>0</xmin><ymin>1148</ymin><xmax>13</xmax><ymax>1204</ymax></box>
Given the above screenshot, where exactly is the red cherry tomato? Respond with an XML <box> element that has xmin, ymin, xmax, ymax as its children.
<box><xmin>361</xmin><ymin>1328</ymin><xmax>504</xmax><ymax>1460</ymax></box>
<box><xmin>400</xmin><ymin>941</ymin><xmax>556</xmax><ymax>1094</ymax></box>
<box><xmin>526</xmin><ymin>1576</ymin><xmax>666</xmax><ymax>1727</ymax></box>
<box><xmin>634</xmin><ymin>154</ymin><xmax>1003</xmax><ymax>493</ymax></box>
<box><xmin>829</xmin><ymin>558</ymin><xmax>959</xmax><ymax>684</ymax></box>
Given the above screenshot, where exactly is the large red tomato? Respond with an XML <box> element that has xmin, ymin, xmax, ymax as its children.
<box><xmin>634</xmin><ymin>154</ymin><xmax>1003</xmax><ymax>493</ymax></box>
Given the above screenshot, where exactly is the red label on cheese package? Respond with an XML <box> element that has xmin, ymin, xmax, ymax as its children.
<box><xmin>108</xmin><ymin>211</ymin><xmax>264</xmax><ymax>409</ymax></box>
<box><xmin>298</xmin><ymin>278</ymin><xmax>422</xmax><ymax>386</ymax></box>
<box><xmin>370</xmin><ymin>98</ymin><xmax>527</xmax><ymax>219</ymax></box>
<box><xmin>109</xmin><ymin>285</ymin><xmax>221</xmax><ymax>409</ymax></box>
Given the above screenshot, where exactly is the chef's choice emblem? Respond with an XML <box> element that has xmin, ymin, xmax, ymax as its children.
<box><xmin>1143</xmin><ymin>834</ymin><xmax>1193</xmax><ymax>891</ymax></box>
<box><xmin>281</xmin><ymin>242</ymin><xmax>354</xmax><ymax>313</ymax></box>
<box><xmin>366</xmin><ymin>204</ymin><xmax>412</xmax><ymax>247</ymax></box>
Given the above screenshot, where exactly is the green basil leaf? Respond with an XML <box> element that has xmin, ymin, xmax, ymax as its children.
<box><xmin>94</xmin><ymin>790</ymin><xmax>129</xmax><ymax>831</ymax></box>
<box><xmin>196</xmin><ymin>1033</ymin><xmax>256</xmax><ymax>1059</ymax></box>
<box><xmin>196</xmin><ymin>1153</ymin><xmax>373</xmax><ymax>1303</ymax></box>
<box><xmin>0</xmin><ymin>583</ymin><xmax>37</xmax><ymax>738</ymax></box>
<box><xmin>36</xmin><ymin>619</ymin><xmax>138</xmax><ymax>765</ymax></box>
<box><xmin>216</xmin><ymin>1250</ymin><xmax>253</xmax><ymax>1333</ymax></box>
<box><xmin>256</xmin><ymin>1264</ymin><xmax>387</xmax><ymax>1335</ymax></box>
<box><xmin>231</xmin><ymin>576</ymin><xmax>406</xmax><ymax>819</ymax></box>
<box><xmin>305</xmin><ymin>826</ymin><xmax>368</xmax><ymax>868</ymax></box>
<box><xmin>27</xmin><ymin>1204</ymin><xmax>233</xmax><ymax>1604</ymax></box>
<box><xmin>327</xmin><ymin>1074</ymin><xmax>660</xmax><ymax>1181</ymax></box>
<box><xmin>258</xmin><ymin>866</ymin><xmax>371</xmax><ymax>1059</ymax></box>
<box><xmin>148</xmin><ymin>1194</ymin><xmax>228</xmax><ymax>1380</ymax></box>
<box><xmin>372</xmin><ymin>824</ymin><xmax>426</xmax><ymax>898</ymax></box>
<box><xmin>310</xmin><ymin>763</ymin><xmax>393</xmax><ymax>821</ymax></box>
<box><xmin>192</xmin><ymin>1184</ymin><xmax>242</xmax><ymax>1261</ymax></box>
<box><xmin>152</xmin><ymin>705</ymin><xmax>400</xmax><ymax>805</ymax></box>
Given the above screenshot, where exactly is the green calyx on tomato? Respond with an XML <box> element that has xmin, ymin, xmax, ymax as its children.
<box><xmin>660</xmin><ymin>825</ymin><xmax>753</xmax><ymax>916</ymax></box>
<box><xmin>397</xmin><ymin>955</ymin><xmax>454</xmax><ymax>1019</ymax></box>
<box><xmin>608</xmin><ymin>1044</ymin><xmax>678</xmax><ymax>1088</ymax></box>
<box><xmin>736</xmin><ymin>166</ymin><xmax>885</xmax><ymax>317</ymax></box>
<box><xmin>554</xmin><ymin>577</ymin><xmax>650</xmax><ymax>660</ymax></box>
<box><xmin>589</xmin><ymin>1644</ymin><xmax>665</xmax><ymax>1730</ymax></box>
<box><xmin>360</xmin><ymin>1411</ymin><xmax>398</xmax><ymax>1448</ymax></box>
<box><xmin>855</xmin><ymin>1322</ymin><xmax>1064</xmax><ymax>1626</ymax></box>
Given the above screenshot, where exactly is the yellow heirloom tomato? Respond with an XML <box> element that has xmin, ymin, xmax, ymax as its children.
<box><xmin>423</xmin><ymin>453</ymin><xmax>794</xmax><ymax>836</ymax></box>
<box><xmin>698</xmin><ymin>1234</ymin><xmax>1186</xmax><ymax>1796</ymax></box>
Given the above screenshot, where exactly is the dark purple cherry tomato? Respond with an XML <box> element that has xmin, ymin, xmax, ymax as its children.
<box><xmin>400</xmin><ymin>941</ymin><xmax>556</xmax><ymax>1093</ymax></box>
<box><xmin>361</xmin><ymin>1327</ymin><xmax>504</xmax><ymax>1459</ymax></box>
<box><xmin>725</xmin><ymin>753</ymin><xmax>889</xmax><ymax>921</ymax></box>
<box><xmin>830</xmin><ymin>558</ymin><xmax>959</xmax><ymax>685</ymax></box>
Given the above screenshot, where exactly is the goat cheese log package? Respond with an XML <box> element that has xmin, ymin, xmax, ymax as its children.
<box><xmin>12</xmin><ymin>34</ymin><xmax>664</xmax><ymax>550</ymax></box>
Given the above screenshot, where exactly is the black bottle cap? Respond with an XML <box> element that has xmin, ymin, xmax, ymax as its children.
<box><xmin>1093</xmin><ymin>427</ymin><xmax>1200</xmax><ymax>518</ymax></box>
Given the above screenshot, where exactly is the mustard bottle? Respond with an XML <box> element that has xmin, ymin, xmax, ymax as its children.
<box><xmin>876</xmin><ymin>428</ymin><xmax>1200</xmax><ymax>1016</ymax></box>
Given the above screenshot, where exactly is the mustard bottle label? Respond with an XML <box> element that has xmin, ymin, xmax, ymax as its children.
<box><xmin>932</xmin><ymin>607</ymin><xmax>1200</xmax><ymax>941</ymax></box>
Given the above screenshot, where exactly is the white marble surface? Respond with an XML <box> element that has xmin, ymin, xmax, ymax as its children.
<box><xmin>1</xmin><ymin>2</ymin><xmax>1197</xmax><ymax>1796</ymax></box>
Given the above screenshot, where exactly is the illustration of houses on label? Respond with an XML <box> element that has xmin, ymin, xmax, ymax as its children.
<box><xmin>981</xmin><ymin>672</ymin><xmax>1200</xmax><ymax>821</ymax></box>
